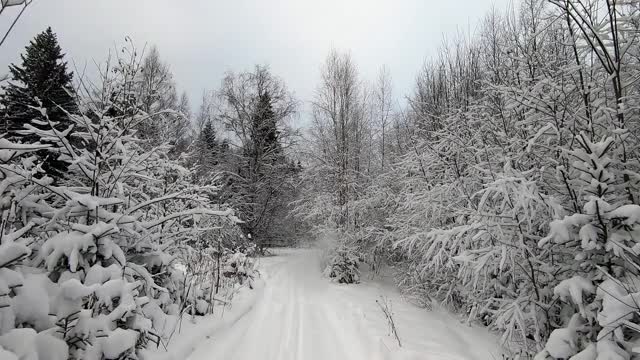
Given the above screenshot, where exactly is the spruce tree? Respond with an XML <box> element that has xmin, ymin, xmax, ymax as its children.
<box><xmin>251</xmin><ymin>91</ymin><xmax>281</xmax><ymax>165</ymax></box>
<box><xmin>1</xmin><ymin>27</ymin><xmax>77</xmax><ymax>179</ymax></box>
<box><xmin>193</xmin><ymin>120</ymin><xmax>219</xmax><ymax>182</ymax></box>
<box><xmin>201</xmin><ymin>120</ymin><xmax>219</xmax><ymax>161</ymax></box>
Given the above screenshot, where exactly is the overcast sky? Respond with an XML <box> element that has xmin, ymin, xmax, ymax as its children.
<box><xmin>0</xmin><ymin>0</ymin><xmax>509</xmax><ymax>125</ymax></box>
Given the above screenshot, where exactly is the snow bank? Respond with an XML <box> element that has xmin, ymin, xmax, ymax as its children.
<box><xmin>144</xmin><ymin>277</ymin><xmax>265</xmax><ymax>360</ymax></box>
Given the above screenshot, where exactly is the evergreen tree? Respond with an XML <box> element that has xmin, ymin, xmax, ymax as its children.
<box><xmin>190</xmin><ymin>119</ymin><xmax>230</xmax><ymax>202</ymax></box>
<box><xmin>251</xmin><ymin>91</ymin><xmax>281</xmax><ymax>165</ymax></box>
<box><xmin>0</xmin><ymin>27</ymin><xmax>77</xmax><ymax>179</ymax></box>
<box><xmin>201</xmin><ymin>120</ymin><xmax>219</xmax><ymax>161</ymax></box>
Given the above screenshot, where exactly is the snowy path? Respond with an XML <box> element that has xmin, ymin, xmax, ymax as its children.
<box><xmin>186</xmin><ymin>249</ymin><xmax>503</xmax><ymax>360</ymax></box>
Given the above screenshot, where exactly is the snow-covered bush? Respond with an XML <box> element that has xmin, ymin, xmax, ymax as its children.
<box><xmin>534</xmin><ymin>134</ymin><xmax>640</xmax><ymax>359</ymax></box>
<box><xmin>390</xmin><ymin>161</ymin><xmax>561</xmax><ymax>350</ymax></box>
<box><xmin>324</xmin><ymin>243</ymin><xmax>361</xmax><ymax>284</ymax></box>
<box><xmin>223</xmin><ymin>248</ymin><xmax>257</xmax><ymax>288</ymax></box>
<box><xmin>292</xmin><ymin>0</ymin><xmax>640</xmax><ymax>356</ymax></box>
<box><xmin>168</xmin><ymin>218</ymin><xmax>238</xmax><ymax>320</ymax></box>
<box><xmin>0</xmin><ymin>41</ymin><xmax>246</xmax><ymax>359</ymax></box>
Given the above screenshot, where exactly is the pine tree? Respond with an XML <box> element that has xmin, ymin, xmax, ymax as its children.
<box><xmin>0</xmin><ymin>27</ymin><xmax>77</xmax><ymax>179</ymax></box>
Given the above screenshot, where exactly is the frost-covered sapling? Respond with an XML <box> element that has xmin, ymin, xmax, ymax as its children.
<box><xmin>537</xmin><ymin>134</ymin><xmax>640</xmax><ymax>359</ymax></box>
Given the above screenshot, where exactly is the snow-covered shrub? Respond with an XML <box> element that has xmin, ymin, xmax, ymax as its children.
<box><xmin>0</xmin><ymin>41</ymin><xmax>246</xmax><ymax>359</ymax></box>
<box><xmin>292</xmin><ymin>0</ymin><xmax>640</xmax><ymax>356</ymax></box>
<box><xmin>391</xmin><ymin>161</ymin><xmax>560</xmax><ymax>351</ymax></box>
<box><xmin>223</xmin><ymin>248</ymin><xmax>256</xmax><ymax>288</ymax></box>
<box><xmin>324</xmin><ymin>243</ymin><xmax>361</xmax><ymax>284</ymax></box>
<box><xmin>535</xmin><ymin>135</ymin><xmax>640</xmax><ymax>359</ymax></box>
<box><xmin>173</xmin><ymin>214</ymin><xmax>253</xmax><ymax>319</ymax></box>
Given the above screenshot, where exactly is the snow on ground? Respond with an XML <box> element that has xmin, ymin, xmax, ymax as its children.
<box><xmin>173</xmin><ymin>248</ymin><xmax>504</xmax><ymax>360</ymax></box>
<box><xmin>144</xmin><ymin>266</ymin><xmax>272</xmax><ymax>359</ymax></box>
<box><xmin>334</xmin><ymin>268</ymin><xmax>504</xmax><ymax>360</ymax></box>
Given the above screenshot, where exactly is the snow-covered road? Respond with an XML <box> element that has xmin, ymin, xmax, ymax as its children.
<box><xmin>186</xmin><ymin>249</ymin><xmax>503</xmax><ymax>360</ymax></box>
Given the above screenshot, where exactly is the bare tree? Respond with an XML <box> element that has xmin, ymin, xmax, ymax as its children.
<box><xmin>310</xmin><ymin>50</ymin><xmax>370</xmax><ymax>227</ymax></box>
<box><xmin>375</xmin><ymin>66</ymin><xmax>393</xmax><ymax>170</ymax></box>
<box><xmin>136</xmin><ymin>45</ymin><xmax>191</xmax><ymax>150</ymax></box>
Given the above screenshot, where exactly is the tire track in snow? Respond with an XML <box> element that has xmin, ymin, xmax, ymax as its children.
<box><xmin>187</xmin><ymin>249</ymin><xmax>377</xmax><ymax>360</ymax></box>
<box><xmin>186</xmin><ymin>249</ymin><xmax>502</xmax><ymax>360</ymax></box>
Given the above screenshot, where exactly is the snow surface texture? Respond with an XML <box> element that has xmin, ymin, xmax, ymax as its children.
<box><xmin>144</xmin><ymin>276</ymin><xmax>265</xmax><ymax>360</ymax></box>
<box><xmin>175</xmin><ymin>248</ymin><xmax>503</xmax><ymax>360</ymax></box>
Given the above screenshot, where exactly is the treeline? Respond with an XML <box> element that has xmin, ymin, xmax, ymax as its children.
<box><xmin>0</xmin><ymin>28</ymin><xmax>299</xmax><ymax>359</ymax></box>
<box><xmin>294</xmin><ymin>0</ymin><xmax>640</xmax><ymax>358</ymax></box>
